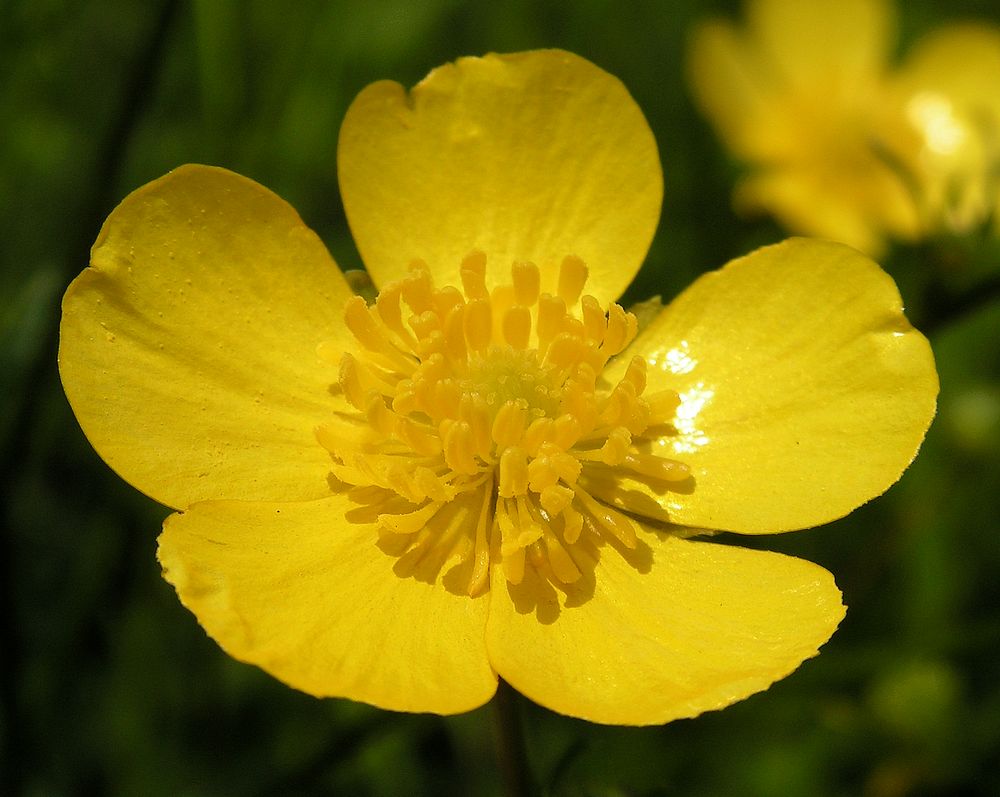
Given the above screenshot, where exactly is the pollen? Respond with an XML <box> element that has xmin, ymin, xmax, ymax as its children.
<box><xmin>317</xmin><ymin>253</ymin><xmax>690</xmax><ymax>596</ymax></box>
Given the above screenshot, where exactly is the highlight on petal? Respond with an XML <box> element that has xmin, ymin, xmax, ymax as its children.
<box><xmin>338</xmin><ymin>49</ymin><xmax>661</xmax><ymax>304</ymax></box>
<box><xmin>486</xmin><ymin>530</ymin><xmax>845</xmax><ymax>725</ymax></box>
<box><xmin>59</xmin><ymin>165</ymin><xmax>353</xmax><ymax>509</ymax></box>
<box><xmin>158</xmin><ymin>494</ymin><xmax>497</xmax><ymax>714</ymax></box>
<box><xmin>601</xmin><ymin>238</ymin><xmax>938</xmax><ymax>534</ymax></box>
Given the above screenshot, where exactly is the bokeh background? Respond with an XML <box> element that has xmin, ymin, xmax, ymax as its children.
<box><xmin>3</xmin><ymin>1</ymin><xmax>1000</xmax><ymax>795</ymax></box>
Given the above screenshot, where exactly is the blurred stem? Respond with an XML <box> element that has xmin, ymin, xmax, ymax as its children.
<box><xmin>492</xmin><ymin>679</ymin><xmax>534</xmax><ymax>797</ymax></box>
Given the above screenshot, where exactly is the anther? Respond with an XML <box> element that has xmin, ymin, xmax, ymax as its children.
<box><xmin>502</xmin><ymin>305</ymin><xmax>531</xmax><ymax>349</ymax></box>
<box><xmin>544</xmin><ymin>532</ymin><xmax>581</xmax><ymax>583</ymax></box>
<box><xmin>378</xmin><ymin>501</ymin><xmax>443</xmax><ymax>535</ymax></box>
<box><xmin>536</xmin><ymin>293</ymin><xmax>566</xmax><ymax>348</ymax></box>
<box><xmin>540</xmin><ymin>484</ymin><xmax>574</xmax><ymax>515</ymax></box>
<box><xmin>623</xmin><ymin>452</ymin><xmax>691</xmax><ymax>482</ymax></box>
<box><xmin>557</xmin><ymin>254</ymin><xmax>588</xmax><ymax>305</ymax></box>
<box><xmin>498</xmin><ymin>446</ymin><xmax>529</xmax><ymax>497</ymax></box>
<box><xmin>460</xmin><ymin>250</ymin><xmax>489</xmax><ymax>299</ymax></box>
<box><xmin>331</xmin><ymin>249</ymin><xmax>691</xmax><ymax>595</ymax></box>
<box><xmin>442</xmin><ymin>420</ymin><xmax>479</xmax><ymax>474</ymax></box>
<box><xmin>581</xmin><ymin>295</ymin><xmax>606</xmax><ymax>344</ymax></box>
<box><xmin>602</xmin><ymin>304</ymin><xmax>633</xmax><ymax>355</ymax></box>
<box><xmin>576</xmin><ymin>488</ymin><xmax>638</xmax><ymax>549</ymax></box>
<box><xmin>375</xmin><ymin>282</ymin><xmax>417</xmax><ymax>350</ymax></box>
<box><xmin>511</xmin><ymin>261</ymin><xmax>541</xmax><ymax>306</ymax></box>
<box><xmin>401</xmin><ymin>261</ymin><xmax>434</xmax><ymax>313</ymax></box>
<box><xmin>492</xmin><ymin>400</ymin><xmax>528</xmax><ymax>448</ymax></box>
<box><xmin>463</xmin><ymin>298</ymin><xmax>492</xmax><ymax>351</ymax></box>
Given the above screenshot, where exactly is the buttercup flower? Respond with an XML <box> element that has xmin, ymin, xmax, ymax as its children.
<box><xmin>887</xmin><ymin>24</ymin><xmax>1000</xmax><ymax>236</ymax></box>
<box><xmin>59</xmin><ymin>50</ymin><xmax>937</xmax><ymax>725</ymax></box>
<box><xmin>688</xmin><ymin>0</ymin><xmax>1000</xmax><ymax>253</ymax></box>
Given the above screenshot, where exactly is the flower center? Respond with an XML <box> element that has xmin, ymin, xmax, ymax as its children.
<box><xmin>317</xmin><ymin>252</ymin><xmax>689</xmax><ymax>596</ymax></box>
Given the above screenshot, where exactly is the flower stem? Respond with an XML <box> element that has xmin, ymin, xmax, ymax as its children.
<box><xmin>491</xmin><ymin>679</ymin><xmax>534</xmax><ymax>797</ymax></box>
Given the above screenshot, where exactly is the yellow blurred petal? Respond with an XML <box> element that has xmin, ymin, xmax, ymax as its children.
<box><xmin>602</xmin><ymin>238</ymin><xmax>937</xmax><ymax>533</ymax></box>
<box><xmin>888</xmin><ymin>25</ymin><xmax>1000</xmax><ymax>233</ymax></box>
<box><xmin>896</xmin><ymin>23</ymin><xmax>1000</xmax><ymax>113</ymax></box>
<box><xmin>735</xmin><ymin>167</ymin><xmax>919</xmax><ymax>257</ymax></box>
<box><xmin>59</xmin><ymin>165</ymin><xmax>352</xmax><ymax>509</ymax></box>
<box><xmin>687</xmin><ymin>21</ymin><xmax>782</xmax><ymax>162</ymax></box>
<box><xmin>338</xmin><ymin>50</ymin><xmax>661</xmax><ymax>304</ymax></box>
<box><xmin>487</xmin><ymin>530</ymin><xmax>844</xmax><ymax>725</ymax></box>
<box><xmin>158</xmin><ymin>493</ymin><xmax>497</xmax><ymax>714</ymax></box>
<box><xmin>688</xmin><ymin>1</ymin><xmax>916</xmax><ymax>251</ymax></box>
<box><xmin>747</xmin><ymin>0</ymin><xmax>893</xmax><ymax>93</ymax></box>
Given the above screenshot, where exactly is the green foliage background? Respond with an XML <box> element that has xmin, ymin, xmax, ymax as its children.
<box><xmin>3</xmin><ymin>1</ymin><xmax>999</xmax><ymax>795</ymax></box>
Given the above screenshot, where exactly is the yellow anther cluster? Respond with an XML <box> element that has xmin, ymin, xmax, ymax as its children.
<box><xmin>317</xmin><ymin>253</ymin><xmax>690</xmax><ymax>595</ymax></box>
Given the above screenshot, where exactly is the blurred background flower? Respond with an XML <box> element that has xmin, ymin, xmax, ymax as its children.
<box><xmin>3</xmin><ymin>1</ymin><xmax>999</xmax><ymax>795</ymax></box>
<box><xmin>688</xmin><ymin>0</ymin><xmax>1000</xmax><ymax>255</ymax></box>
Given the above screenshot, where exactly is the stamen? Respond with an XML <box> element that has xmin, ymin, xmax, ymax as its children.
<box><xmin>602</xmin><ymin>303</ymin><xmax>631</xmax><ymax>355</ymax></box>
<box><xmin>623</xmin><ymin>452</ymin><xmax>691</xmax><ymax>482</ymax></box>
<box><xmin>326</xmin><ymin>250</ymin><xmax>688</xmax><ymax>594</ymax></box>
<box><xmin>467</xmin><ymin>476</ymin><xmax>493</xmax><ymax>596</ymax></box>
<box><xmin>464</xmin><ymin>299</ymin><xmax>492</xmax><ymax>352</ymax></box>
<box><xmin>557</xmin><ymin>254</ymin><xmax>588</xmax><ymax>305</ymax></box>
<box><xmin>544</xmin><ymin>532</ymin><xmax>581</xmax><ymax>584</ymax></box>
<box><xmin>492</xmin><ymin>400</ymin><xmax>528</xmax><ymax>448</ymax></box>
<box><xmin>460</xmin><ymin>250</ymin><xmax>489</xmax><ymax>299</ymax></box>
<box><xmin>378</xmin><ymin>501</ymin><xmax>443</xmax><ymax>534</ymax></box>
<box><xmin>375</xmin><ymin>282</ymin><xmax>417</xmax><ymax>351</ymax></box>
<box><xmin>511</xmin><ymin>261</ymin><xmax>541</xmax><ymax>306</ymax></box>
<box><xmin>400</xmin><ymin>261</ymin><xmax>434</xmax><ymax>313</ymax></box>
<box><xmin>498</xmin><ymin>446</ymin><xmax>529</xmax><ymax>497</ymax></box>
<box><xmin>536</xmin><ymin>293</ymin><xmax>566</xmax><ymax>349</ymax></box>
<box><xmin>502</xmin><ymin>305</ymin><xmax>531</xmax><ymax>349</ymax></box>
<box><xmin>442</xmin><ymin>420</ymin><xmax>479</xmax><ymax>474</ymax></box>
<box><xmin>581</xmin><ymin>295</ymin><xmax>606</xmax><ymax>344</ymax></box>
<box><xmin>575</xmin><ymin>486</ymin><xmax>638</xmax><ymax>549</ymax></box>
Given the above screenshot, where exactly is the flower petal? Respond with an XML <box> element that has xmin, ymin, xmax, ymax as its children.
<box><xmin>602</xmin><ymin>238</ymin><xmax>937</xmax><ymax>533</ymax></box>
<box><xmin>338</xmin><ymin>50</ymin><xmax>661</xmax><ymax>303</ymax></box>
<box><xmin>158</xmin><ymin>493</ymin><xmax>497</xmax><ymax>714</ymax></box>
<box><xmin>59</xmin><ymin>165</ymin><xmax>352</xmax><ymax>509</ymax></box>
<box><xmin>895</xmin><ymin>23</ymin><xmax>1000</xmax><ymax>113</ymax></box>
<box><xmin>746</xmin><ymin>0</ymin><xmax>893</xmax><ymax>92</ymax></box>
<box><xmin>486</xmin><ymin>531</ymin><xmax>844</xmax><ymax>725</ymax></box>
<box><xmin>687</xmin><ymin>0</ymin><xmax>916</xmax><ymax>254</ymax></box>
<box><xmin>686</xmin><ymin>20</ymin><xmax>782</xmax><ymax>162</ymax></box>
<box><xmin>734</xmin><ymin>166</ymin><xmax>917</xmax><ymax>256</ymax></box>
<box><xmin>888</xmin><ymin>24</ymin><xmax>1000</xmax><ymax>234</ymax></box>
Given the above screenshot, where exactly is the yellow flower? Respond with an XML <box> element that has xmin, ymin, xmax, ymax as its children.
<box><xmin>688</xmin><ymin>0</ymin><xmax>1000</xmax><ymax>252</ymax></box>
<box><xmin>887</xmin><ymin>24</ymin><xmax>1000</xmax><ymax>236</ymax></box>
<box><xmin>59</xmin><ymin>50</ymin><xmax>937</xmax><ymax>725</ymax></box>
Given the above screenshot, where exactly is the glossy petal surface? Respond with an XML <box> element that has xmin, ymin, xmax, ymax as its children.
<box><xmin>338</xmin><ymin>49</ymin><xmax>661</xmax><ymax>303</ymax></box>
<box><xmin>600</xmin><ymin>239</ymin><xmax>937</xmax><ymax>533</ymax></box>
<box><xmin>159</xmin><ymin>494</ymin><xmax>497</xmax><ymax>714</ymax></box>
<box><xmin>59</xmin><ymin>165</ymin><xmax>352</xmax><ymax>509</ymax></box>
<box><xmin>486</xmin><ymin>530</ymin><xmax>844</xmax><ymax>725</ymax></box>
